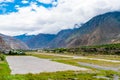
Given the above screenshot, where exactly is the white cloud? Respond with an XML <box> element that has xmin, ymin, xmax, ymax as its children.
<box><xmin>0</xmin><ymin>0</ymin><xmax>120</xmax><ymax>36</ymax></box>
<box><xmin>22</xmin><ymin>0</ymin><xmax>29</xmax><ymax>4</ymax></box>
<box><xmin>37</xmin><ymin>0</ymin><xmax>52</xmax><ymax>4</ymax></box>
<box><xmin>37</xmin><ymin>0</ymin><xmax>57</xmax><ymax>6</ymax></box>
<box><xmin>0</xmin><ymin>0</ymin><xmax>14</xmax><ymax>3</ymax></box>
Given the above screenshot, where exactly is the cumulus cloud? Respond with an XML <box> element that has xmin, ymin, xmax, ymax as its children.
<box><xmin>0</xmin><ymin>0</ymin><xmax>120</xmax><ymax>36</ymax></box>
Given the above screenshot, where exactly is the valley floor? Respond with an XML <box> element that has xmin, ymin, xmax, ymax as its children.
<box><xmin>1</xmin><ymin>52</ymin><xmax>120</xmax><ymax>80</ymax></box>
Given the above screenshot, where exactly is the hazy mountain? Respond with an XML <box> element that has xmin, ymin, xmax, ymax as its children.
<box><xmin>14</xmin><ymin>34</ymin><xmax>56</xmax><ymax>49</ymax></box>
<box><xmin>27</xmin><ymin>34</ymin><xmax>56</xmax><ymax>49</ymax></box>
<box><xmin>0</xmin><ymin>33</ymin><xmax>29</xmax><ymax>50</ymax></box>
<box><xmin>14</xmin><ymin>34</ymin><xmax>35</xmax><ymax>43</ymax></box>
<box><xmin>15</xmin><ymin>11</ymin><xmax>120</xmax><ymax>49</ymax></box>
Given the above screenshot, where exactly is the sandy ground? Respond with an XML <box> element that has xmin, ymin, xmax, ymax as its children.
<box><xmin>6</xmin><ymin>56</ymin><xmax>88</xmax><ymax>74</ymax></box>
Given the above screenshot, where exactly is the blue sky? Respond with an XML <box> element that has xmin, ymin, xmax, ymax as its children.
<box><xmin>0</xmin><ymin>0</ymin><xmax>57</xmax><ymax>14</ymax></box>
<box><xmin>0</xmin><ymin>0</ymin><xmax>120</xmax><ymax>36</ymax></box>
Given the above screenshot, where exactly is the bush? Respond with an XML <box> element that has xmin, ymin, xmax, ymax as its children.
<box><xmin>0</xmin><ymin>54</ymin><xmax>5</xmax><ymax>61</ymax></box>
<box><xmin>8</xmin><ymin>50</ymin><xmax>25</xmax><ymax>55</ymax></box>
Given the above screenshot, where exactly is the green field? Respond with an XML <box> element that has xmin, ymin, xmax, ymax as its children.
<box><xmin>0</xmin><ymin>51</ymin><xmax>120</xmax><ymax>80</ymax></box>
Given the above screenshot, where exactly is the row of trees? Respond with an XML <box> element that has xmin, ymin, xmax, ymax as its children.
<box><xmin>0</xmin><ymin>50</ymin><xmax>25</xmax><ymax>61</ymax></box>
<box><xmin>43</xmin><ymin>43</ymin><xmax>120</xmax><ymax>55</ymax></box>
<box><xmin>2</xmin><ymin>50</ymin><xmax>26</xmax><ymax>55</ymax></box>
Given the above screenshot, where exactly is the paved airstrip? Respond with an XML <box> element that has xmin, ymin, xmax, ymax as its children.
<box><xmin>6</xmin><ymin>56</ymin><xmax>88</xmax><ymax>74</ymax></box>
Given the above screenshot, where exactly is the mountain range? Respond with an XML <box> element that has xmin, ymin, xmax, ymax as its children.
<box><xmin>14</xmin><ymin>11</ymin><xmax>120</xmax><ymax>49</ymax></box>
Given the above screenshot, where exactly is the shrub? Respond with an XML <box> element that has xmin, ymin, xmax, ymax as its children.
<box><xmin>8</xmin><ymin>50</ymin><xmax>25</xmax><ymax>55</ymax></box>
<box><xmin>0</xmin><ymin>54</ymin><xmax>5</xmax><ymax>61</ymax></box>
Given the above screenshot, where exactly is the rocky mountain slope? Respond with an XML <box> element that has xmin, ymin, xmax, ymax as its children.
<box><xmin>0</xmin><ymin>33</ymin><xmax>29</xmax><ymax>50</ymax></box>
<box><xmin>66</xmin><ymin>11</ymin><xmax>120</xmax><ymax>47</ymax></box>
<box><xmin>47</xmin><ymin>28</ymin><xmax>78</xmax><ymax>48</ymax></box>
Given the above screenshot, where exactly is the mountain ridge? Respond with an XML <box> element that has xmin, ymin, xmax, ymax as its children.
<box><xmin>14</xmin><ymin>11</ymin><xmax>120</xmax><ymax>49</ymax></box>
<box><xmin>66</xmin><ymin>11</ymin><xmax>120</xmax><ymax>47</ymax></box>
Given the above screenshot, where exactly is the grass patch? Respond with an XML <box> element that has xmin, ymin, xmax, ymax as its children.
<box><xmin>0</xmin><ymin>71</ymin><xmax>115</xmax><ymax>80</ymax></box>
<box><xmin>0</xmin><ymin>61</ymin><xmax>11</xmax><ymax>75</ymax></box>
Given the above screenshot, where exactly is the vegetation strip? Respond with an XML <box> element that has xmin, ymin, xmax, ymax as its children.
<box><xmin>37</xmin><ymin>53</ymin><xmax>120</xmax><ymax>63</ymax></box>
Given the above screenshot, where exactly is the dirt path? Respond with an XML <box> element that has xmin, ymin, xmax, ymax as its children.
<box><xmin>38</xmin><ymin>53</ymin><xmax>120</xmax><ymax>63</ymax></box>
<box><xmin>6</xmin><ymin>56</ymin><xmax>89</xmax><ymax>74</ymax></box>
<box><xmin>78</xmin><ymin>62</ymin><xmax>119</xmax><ymax>71</ymax></box>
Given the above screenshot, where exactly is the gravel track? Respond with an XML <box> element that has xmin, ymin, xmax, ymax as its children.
<box><xmin>6</xmin><ymin>56</ymin><xmax>88</xmax><ymax>74</ymax></box>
